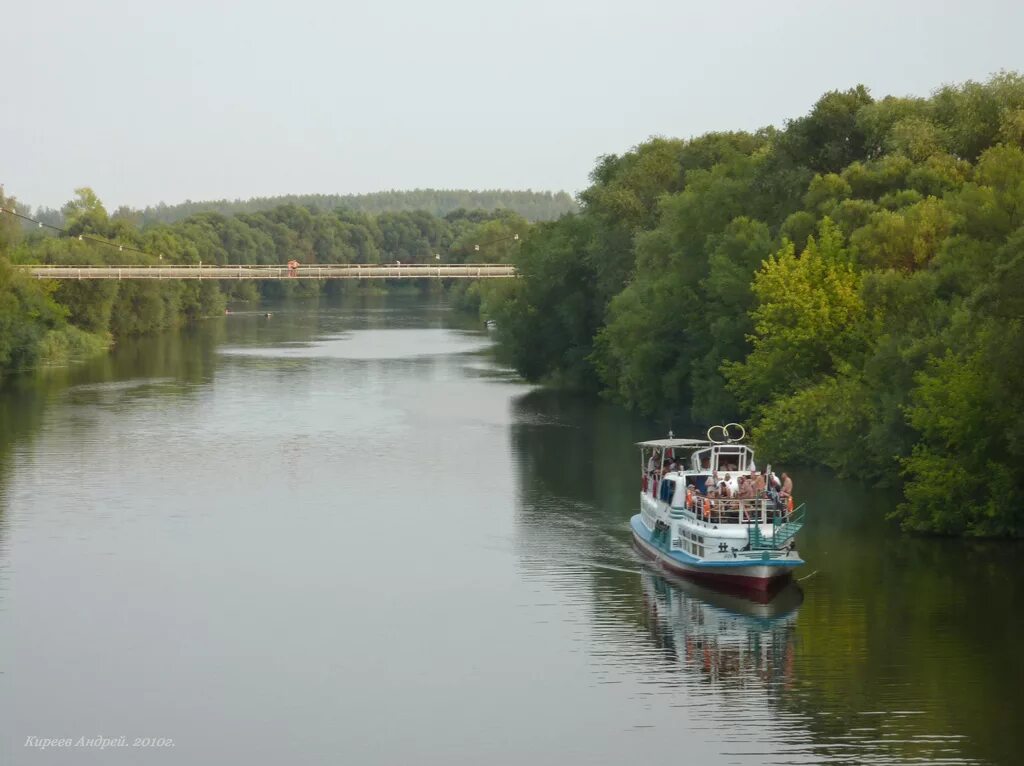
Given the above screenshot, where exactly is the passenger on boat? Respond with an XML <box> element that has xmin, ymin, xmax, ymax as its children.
<box><xmin>738</xmin><ymin>477</ymin><xmax>754</xmax><ymax>499</ymax></box>
<box><xmin>781</xmin><ymin>472</ymin><xmax>793</xmax><ymax>497</ymax></box>
<box><xmin>766</xmin><ymin>472</ymin><xmax>785</xmax><ymax>509</ymax></box>
<box><xmin>752</xmin><ymin>470</ymin><xmax>766</xmax><ymax>497</ymax></box>
<box><xmin>725</xmin><ymin>472</ymin><xmax>739</xmax><ymax>496</ymax></box>
<box><xmin>780</xmin><ymin>473</ymin><xmax>795</xmax><ymax>511</ymax></box>
<box><xmin>736</xmin><ymin>477</ymin><xmax>755</xmax><ymax>521</ymax></box>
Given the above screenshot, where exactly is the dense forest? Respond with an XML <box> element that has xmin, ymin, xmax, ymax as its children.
<box><xmin>0</xmin><ymin>188</ymin><xmax>526</xmax><ymax>380</ymax></box>
<box><xmin>4</xmin><ymin>73</ymin><xmax>1023</xmax><ymax>537</ymax></box>
<box><xmin>28</xmin><ymin>189</ymin><xmax>577</xmax><ymax>228</ymax></box>
<box><xmin>483</xmin><ymin>72</ymin><xmax>1024</xmax><ymax>538</ymax></box>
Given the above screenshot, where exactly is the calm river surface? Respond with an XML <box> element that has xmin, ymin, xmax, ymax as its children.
<box><xmin>2</xmin><ymin>294</ymin><xmax>1022</xmax><ymax>765</ymax></box>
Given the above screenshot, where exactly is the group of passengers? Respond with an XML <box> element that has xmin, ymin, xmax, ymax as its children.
<box><xmin>645</xmin><ymin>452</ymin><xmax>794</xmax><ymax>519</ymax></box>
<box><xmin>703</xmin><ymin>470</ymin><xmax>792</xmax><ymax>500</ymax></box>
<box><xmin>690</xmin><ymin>469</ymin><xmax>796</xmax><ymax>519</ymax></box>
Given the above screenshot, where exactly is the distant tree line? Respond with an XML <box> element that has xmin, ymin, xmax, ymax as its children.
<box><xmin>482</xmin><ymin>72</ymin><xmax>1024</xmax><ymax>537</ymax></box>
<box><xmin>0</xmin><ymin>190</ymin><xmax>528</xmax><ymax>380</ymax></box>
<box><xmin>30</xmin><ymin>189</ymin><xmax>577</xmax><ymax>229</ymax></box>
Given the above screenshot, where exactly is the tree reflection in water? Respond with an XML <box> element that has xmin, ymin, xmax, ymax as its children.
<box><xmin>509</xmin><ymin>385</ymin><xmax>1016</xmax><ymax>765</ymax></box>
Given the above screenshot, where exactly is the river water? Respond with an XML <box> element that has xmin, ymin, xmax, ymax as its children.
<box><xmin>1</xmin><ymin>294</ymin><xmax>1021</xmax><ymax>766</ymax></box>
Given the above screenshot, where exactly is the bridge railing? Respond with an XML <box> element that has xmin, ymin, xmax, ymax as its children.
<box><xmin>20</xmin><ymin>263</ymin><xmax>518</xmax><ymax>280</ymax></box>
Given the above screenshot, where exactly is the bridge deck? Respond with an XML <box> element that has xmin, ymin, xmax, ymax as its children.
<box><xmin>20</xmin><ymin>264</ymin><xmax>517</xmax><ymax>280</ymax></box>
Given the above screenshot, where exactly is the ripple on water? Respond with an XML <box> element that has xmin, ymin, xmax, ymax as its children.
<box><xmin>0</xmin><ymin>303</ymin><xmax>1013</xmax><ymax>766</ymax></box>
<box><xmin>219</xmin><ymin>328</ymin><xmax>492</xmax><ymax>360</ymax></box>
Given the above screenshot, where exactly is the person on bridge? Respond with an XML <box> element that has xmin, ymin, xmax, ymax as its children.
<box><xmin>287</xmin><ymin>259</ymin><xmax>299</xmax><ymax>276</ymax></box>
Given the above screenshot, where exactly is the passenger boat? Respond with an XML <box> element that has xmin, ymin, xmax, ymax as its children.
<box><xmin>631</xmin><ymin>425</ymin><xmax>805</xmax><ymax>591</ymax></box>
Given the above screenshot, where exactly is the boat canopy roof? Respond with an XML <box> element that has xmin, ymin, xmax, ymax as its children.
<box><xmin>636</xmin><ymin>438</ymin><xmax>713</xmax><ymax>449</ymax></box>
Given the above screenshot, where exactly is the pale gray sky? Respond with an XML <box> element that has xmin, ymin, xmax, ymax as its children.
<box><xmin>3</xmin><ymin>0</ymin><xmax>1023</xmax><ymax>210</ymax></box>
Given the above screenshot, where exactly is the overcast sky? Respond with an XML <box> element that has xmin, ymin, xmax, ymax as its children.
<box><xmin>3</xmin><ymin>0</ymin><xmax>1024</xmax><ymax>210</ymax></box>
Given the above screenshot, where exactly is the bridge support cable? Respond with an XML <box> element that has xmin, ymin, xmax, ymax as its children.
<box><xmin>16</xmin><ymin>264</ymin><xmax>517</xmax><ymax>280</ymax></box>
<box><xmin>1</xmin><ymin>208</ymin><xmax>522</xmax><ymax>274</ymax></box>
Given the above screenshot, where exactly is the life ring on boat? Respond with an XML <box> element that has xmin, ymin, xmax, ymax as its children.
<box><xmin>725</xmin><ymin>423</ymin><xmax>745</xmax><ymax>442</ymax></box>
<box><xmin>707</xmin><ymin>423</ymin><xmax>746</xmax><ymax>444</ymax></box>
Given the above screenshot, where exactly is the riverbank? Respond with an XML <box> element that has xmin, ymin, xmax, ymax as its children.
<box><xmin>484</xmin><ymin>73</ymin><xmax>1024</xmax><ymax>538</ymax></box>
<box><xmin>0</xmin><ymin>187</ymin><xmax>527</xmax><ymax>382</ymax></box>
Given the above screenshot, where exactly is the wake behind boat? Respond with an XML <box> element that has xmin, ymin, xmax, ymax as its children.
<box><xmin>632</xmin><ymin>424</ymin><xmax>805</xmax><ymax>590</ymax></box>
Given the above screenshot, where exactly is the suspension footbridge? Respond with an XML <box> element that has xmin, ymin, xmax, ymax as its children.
<box><xmin>18</xmin><ymin>264</ymin><xmax>517</xmax><ymax>280</ymax></box>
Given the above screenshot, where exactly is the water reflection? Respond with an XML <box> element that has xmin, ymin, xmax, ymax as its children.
<box><xmin>1</xmin><ymin>296</ymin><xmax>1020</xmax><ymax>766</ymax></box>
<box><xmin>509</xmin><ymin>385</ymin><xmax>1015</xmax><ymax>765</ymax></box>
<box><xmin>638</xmin><ymin>573</ymin><xmax>802</xmax><ymax>689</ymax></box>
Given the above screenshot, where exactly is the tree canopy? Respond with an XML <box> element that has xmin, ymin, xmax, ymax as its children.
<box><xmin>31</xmin><ymin>189</ymin><xmax>578</xmax><ymax>227</ymax></box>
<box><xmin>0</xmin><ymin>187</ymin><xmax>530</xmax><ymax>380</ymax></box>
<box><xmin>488</xmin><ymin>72</ymin><xmax>1024</xmax><ymax>537</ymax></box>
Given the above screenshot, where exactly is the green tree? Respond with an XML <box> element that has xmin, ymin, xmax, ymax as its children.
<box><xmin>0</xmin><ymin>258</ymin><xmax>69</xmax><ymax>377</ymax></box>
<box><xmin>724</xmin><ymin>219</ymin><xmax>870</xmax><ymax>411</ymax></box>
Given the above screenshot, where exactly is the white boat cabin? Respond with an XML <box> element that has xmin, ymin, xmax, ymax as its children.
<box><xmin>639</xmin><ymin>438</ymin><xmax>758</xmax><ymax>500</ymax></box>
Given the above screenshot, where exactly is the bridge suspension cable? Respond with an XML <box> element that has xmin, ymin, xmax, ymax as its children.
<box><xmin>0</xmin><ymin>207</ymin><xmax>159</xmax><ymax>258</ymax></box>
<box><xmin>0</xmin><ymin>207</ymin><xmax>524</xmax><ymax>262</ymax></box>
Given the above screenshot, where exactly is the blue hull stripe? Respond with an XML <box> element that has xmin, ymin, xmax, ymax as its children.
<box><xmin>630</xmin><ymin>515</ymin><xmax>803</xmax><ymax>569</ymax></box>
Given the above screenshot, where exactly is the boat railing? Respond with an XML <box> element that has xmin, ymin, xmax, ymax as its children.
<box><xmin>671</xmin><ymin>498</ymin><xmax>806</xmax><ymax>552</ymax></box>
<box><xmin>748</xmin><ymin>504</ymin><xmax>806</xmax><ymax>550</ymax></box>
<box><xmin>674</xmin><ymin>497</ymin><xmax>784</xmax><ymax>527</ymax></box>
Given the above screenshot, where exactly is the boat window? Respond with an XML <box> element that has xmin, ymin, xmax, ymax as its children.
<box><xmin>684</xmin><ymin>475</ymin><xmax>707</xmax><ymax>495</ymax></box>
<box><xmin>716</xmin><ymin>446</ymin><xmax>744</xmax><ymax>472</ymax></box>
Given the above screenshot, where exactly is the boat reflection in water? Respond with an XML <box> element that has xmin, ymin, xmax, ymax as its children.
<box><xmin>638</xmin><ymin>567</ymin><xmax>802</xmax><ymax>690</ymax></box>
